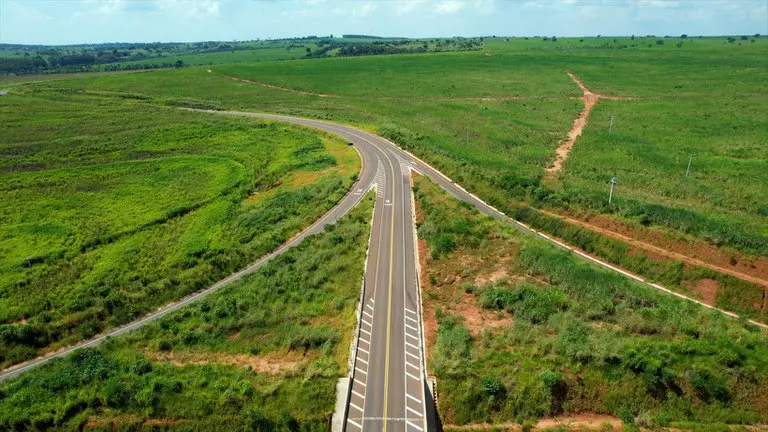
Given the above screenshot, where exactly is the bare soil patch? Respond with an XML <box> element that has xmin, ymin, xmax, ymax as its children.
<box><xmin>546</xmin><ymin>71</ymin><xmax>634</xmax><ymax>177</ymax></box>
<box><xmin>684</xmin><ymin>278</ymin><xmax>720</xmax><ymax>305</ymax></box>
<box><xmin>445</xmin><ymin>414</ymin><xmax>623</xmax><ymax>431</ymax></box>
<box><xmin>221</xmin><ymin>74</ymin><xmax>338</xmax><ymax>97</ymax></box>
<box><xmin>457</xmin><ymin>291</ymin><xmax>513</xmax><ymax>335</ymax></box>
<box><xmin>146</xmin><ymin>350</ymin><xmax>304</xmax><ymax>374</ymax></box>
<box><xmin>541</xmin><ymin>209</ymin><xmax>768</xmax><ymax>288</ymax></box>
<box><xmin>545</xmin><ymin>71</ymin><xmax>600</xmax><ymax>176</ymax></box>
<box><xmin>474</xmin><ymin>267</ymin><xmax>509</xmax><ymax>286</ymax></box>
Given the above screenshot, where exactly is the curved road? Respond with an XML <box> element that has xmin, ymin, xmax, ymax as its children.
<box><xmin>2</xmin><ymin>109</ymin><xmax>764</xmax><ymax>432</ymax></box>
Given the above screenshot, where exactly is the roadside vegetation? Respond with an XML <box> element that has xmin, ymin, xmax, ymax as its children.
<box><xmin>0</xmin><ymin>89</ymin><xmax>359</xmax><ymax>367</ymax></box>
<box><xmin>414</xmin><ymin>175</ymin><xmax>768</xmax><ymax>429</ymax></box>
<box><xmin>0</xmin><ymin>195</ymin><xmax>373</xmax><ymax>431</ymax></box>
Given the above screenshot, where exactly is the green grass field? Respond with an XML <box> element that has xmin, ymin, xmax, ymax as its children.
<box><xmin>414</xmin><ymin>175</ymin><xmax>768</xmax><ymax>428</ymax></box>
<box><xmin>0</xmin><ymin>89</ymin><xmax>359</xmax><ymax>367</ymax></box>
<box><xmin>7</xmin><ymin>37</ymin><xmax>764</xmax><ymax>259</ymax></box>
<box><xmin>0</xmin><ymin>195</ymin><xmax>373</xmax><ymax>431</ymax></box>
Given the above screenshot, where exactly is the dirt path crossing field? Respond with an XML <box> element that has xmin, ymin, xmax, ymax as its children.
<box><xmin>546</xmin><ymin>71</ymin><xmax>631</xmax><ymax>177</ymax></box>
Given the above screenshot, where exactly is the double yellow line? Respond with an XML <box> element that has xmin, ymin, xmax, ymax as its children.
<box><xmin>298</xmin><ymin>122</ymin><xmax>399</xmax><ymax>432</ymax></box>
<box><xmin>337</xmin><ymin>126</ymin><xmax>397</xmax><ymax>432</ymax></box>
<box><xmin>381</xmin><ymin>143</ymin><xmax>397</xmax><ymax>432</ymax></box>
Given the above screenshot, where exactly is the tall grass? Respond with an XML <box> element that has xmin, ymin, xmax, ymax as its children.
<box><xmin>0</xmin><ymin>90</ymin><xmax>359</xmax><ymax>367</ymax></box>
<box><xmin>0</xmin><ymin>194</ymin><xmax>374</xmax><ymax>431</ymax></box>
<box><xmin>415</xmin><ymin>175</ymin><xmax>768</xmax><ymax>427</ymax></box>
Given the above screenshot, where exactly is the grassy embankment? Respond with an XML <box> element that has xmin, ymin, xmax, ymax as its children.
<box><xmin>0</xmin><ymin>88</ymin><xmax>359</xmax><ymax>367</ymax></box>
<box><xmin>0</xmin><ymin>194</ymin><xmax>374</xmax><ymax>431</ymax></box>
<box><xmin>413</xmin><ymin>175</ymin><xmax>768</xmax><ymax>429</ymax></box>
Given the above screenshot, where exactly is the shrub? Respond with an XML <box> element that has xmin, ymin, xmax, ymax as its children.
<box><xmin>245</xmin><ymin>408</ymin><xmax>274</xmax><ymax>432</ymax></box>
<box><xmin>538</xmin><ymin>370</ymin><xmax>562</xmax><ymax>390</ymax></box>
<box><xmin>288</xmin><ymin>326</ymin><xmax>339</xmax><ymax>350</ymax></box>
<box><xmin>481</xmin><ymin>376</ymin><xmax>505</xmax><ymax>402</ymax></box>
<box><xmin>131</xmin><ymin>357</ymin><xmax>152</xmax><ymax>375</ymax></box>
<box><xmin>103</xmin><ymin>379</ymin><xmax>133</xmax><ymax>408</ymax></box>
<box><xmin>689</xmin><ymin>368</ymin><xmax>730</xmax><ymax>403</ymax></box>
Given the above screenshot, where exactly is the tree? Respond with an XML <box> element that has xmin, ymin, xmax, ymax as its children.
<box><xmin>656</xmin><ymin>39</ymin><xmax>665</xmax><ymax>45</ymax></box>
<box><xmin>174</xmin><ymin>60</ymin><xmax>184</xmax><ymax>68</ymax></box>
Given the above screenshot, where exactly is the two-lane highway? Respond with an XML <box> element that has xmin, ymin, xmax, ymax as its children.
<box><xmin>206</xmin><ymin>112</ymin><xmax>430</xmax><ymax>432</ymax></box>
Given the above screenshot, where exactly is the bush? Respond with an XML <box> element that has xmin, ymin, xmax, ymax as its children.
<box><xmin>481</xmin><ymin>376</ymin><xmax>505</xmax><ymax>402</ymax></box>
<box><xmin>288</xmin><ymin>326</ymin><xmax>339</xmax><ymax>350</ymax></box>
<box><xmin>689</xmin><ymin>368</ymin><xmax>730</xmax><ymax>403</ymax></box>
<box><xmin>103</xmin><ymin>379</ymin><xmax>133</xmax><ymax>408</ymax></box>
<box><xmin>538</xmin><ymin>370</ymin><xmax>562</xmax><ymax>390</ymax></box>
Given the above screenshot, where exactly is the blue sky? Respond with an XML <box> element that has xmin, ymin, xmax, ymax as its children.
<box><xmin>1</xmin><ymin>0</ymin><xmax>766</xmax><ymax>45</ymax></box>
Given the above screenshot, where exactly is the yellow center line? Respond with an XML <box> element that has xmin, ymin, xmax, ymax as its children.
<box><xmin>381</xmin><ymin>146</ymin><xmax>397</xmax><ymax>432</ymax></box>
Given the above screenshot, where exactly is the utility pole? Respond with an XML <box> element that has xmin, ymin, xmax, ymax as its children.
<box><xmin>609</xmin><ymin>176</ymin><xmax>618</xmax><ymax>205</ymax></box>
<box><xmin>26</xmin><ymin>256</ymin><xmax>39</xmax><ymax>292</ymax></box>
<box><xmin>685</xmin><ymin>153</ymin><xmax>693</xmax><ymax>178</ymax></box>
<box><xmin>609</xmin><ymin>115</ymin><xmax>615</xmax><ymax>133</ymax></box>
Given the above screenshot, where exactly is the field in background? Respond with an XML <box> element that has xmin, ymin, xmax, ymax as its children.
<box><xmin>0</xmin><ymin>89</ymin><xmax>359</xmax><ymax>367</ymax></box>
<box><xmin>0</xmin><ymin>36</ymin><xmax>482</xmax><ymax>75</ymax></box>
<box><xmin>0</xmin><ymin>196</ymin><xmax>373</xmax><ymax>431</ymax></box>
<box><xmin>8</xmin><ymin>36</ymin><xmax>764</xmax><ymax>263</ymax></box>
<box><xmin>413</xmin><ymin>175</ymin><xmax>768</xmax><ymax>428</ymax></box>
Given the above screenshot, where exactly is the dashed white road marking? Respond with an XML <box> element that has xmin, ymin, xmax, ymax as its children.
<box><xmin>405</xmin><ymin>323</ymin><xmax>418</xmax><ymax>331</ymax></box>
<box><xmin>355</xmin><ymin>378</ymin><xmax>367</xmax><ymax>387</ymax></box>
<box><xmin>357</xmin><ymin>357</ymin><xmax>368</xmax><ymax>365</ymax></box>
<box><xmin>406</xmin><ymin>406</ymin><xmax>421</xmax><ymax>416</ymax></box>
<box><xmin>360</xmin><ymin>328</ymin><xmax>371</xmax><ymax>335</ymax></box>
<box><xmin>350</xmin><ymin>402</ymin><xmax>364</xmax><ymax>412</ymax></box>
<box><xmin>406</xmin><ymin>371</ymin><xmax>420</xmax><ymax>380</ymax></box>
<box><xmin>407</xmin><ymin>394</ymin><xmax>421</xmax><ymax>403</ymax></box>
<box><xmin>405</xmin><ymin>350</ymin><xmax>419</xmax><ymax>359</ymax></box>
<box><xmin>347</xmin><ymin>418</ymin><xmax>362</xmax><ymax>429</ymax></box>
<box><xmin>356</xmin><ymin>367</ymin><xmax>367</xmax><ymax>375</ymax></box>
<box><xmin>405</xmin><ymin>315</ymin><xmax>417</xmax><ymax>323</ymax></box>
<box><xmin>358</xmin><ymin>347</ymin><xmax>369</xmax><ymax>355</ymax></box>
<box><xmin>405</xmin><ymin>340</ymin><xmax>419</xmax><ymax>349</ymax></box>
<box><xmin>352</xmin><ymin>389</ymin><xmax>365</xmax><ymax>399</ymax></box>
<box><xmin>405</xmin><ymin>332</ymin><xmax>419</xmax><ymax>340</ymax></box>
<box><xmin>406</xmin><ymin>421</ymin><xmax>424</xmax><ymax>431</ymax></box>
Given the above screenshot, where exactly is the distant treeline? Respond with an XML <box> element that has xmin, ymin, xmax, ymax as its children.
<box><xmin>309</xmin><ymin>38</ymin><xmax>482</xmax><ymax>58</ymax></box>
<box><xmin>342</xmin><ymin>34</ymin><xmax>387</xmax><ymax>39</ymax></box>
<box><xmin>0</xmin><ymin>55</ymin><xmax>185</xmax><ymax>74</ymax></box>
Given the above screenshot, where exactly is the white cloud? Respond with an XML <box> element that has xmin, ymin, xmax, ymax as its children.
<box><xmin>154</xmin><ymin>0</ymin><xmax>220</xmax><ymax>17</ymax></box>
<box><xmin>636</xmin><ymin>0</ymin><xmax>680</xmax><ymax>8</ymax></box>
<box><xmin>3</xmin><ymin>0</ymin><xmax>52</xmax><ymax>22</ymax></box>
<box><xmin>472</xmin><ymin>0</ymin><xmax>496</xmax><ymax>14</ymax></box>
<box><xmin>394</xmin><ymin>0</ymin><xmax>427</xmax><ymax>15</ymax></box>
<box><xmin>352</xmin><ymin>2</ymin><xmax>376</xmax><ymax>16</ymax></box>
<box><xmin>434</xmin><ymin>0</ymin><xmax>465</xmax><ymax>14</ymax></box>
